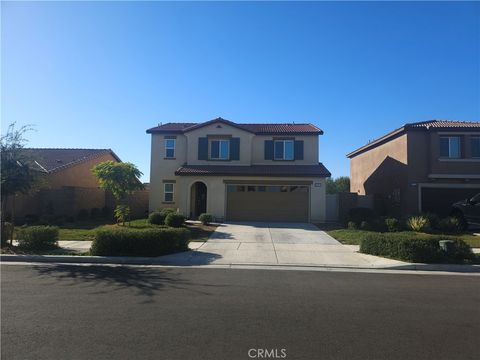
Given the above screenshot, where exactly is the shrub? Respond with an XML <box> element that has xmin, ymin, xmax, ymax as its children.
<box><xmin>160</xmin><ymin>208</ymin><xmax>176</xmax><ymax>217</ymax></box>
<box><xmin>360</xmin><ymin>221</ymin><xmax>370</xmax><ymax>230</ymax></box>
<box><xmin>384</xmin><ymin>218</ymin><xmax>401</xmax><ymax>232</ymax></box>
<box><xmin>423</xmin><ymin>213</ymin><xmax>440</xmax><ymax>230</ymax></box>
<box><xmin>347</xmin><ymin>207</ymin><xmax>376</xmax><ymax>226</ymax></box>
<box><xmin>90</xmin><ymin>227</ymin><xmax>190</xmax><ymax>256</ymax></box>
<box><xmin>347</xmin><ymin>221</ymin><xmax>357</xmax><ymax>230</ymax></box>
<box><xmin>198</xmin><ymin>213</ymin><xmax>213</xmax><ymax>225</ymax></box>
<box><xmin>438</xmin><ymin>217</ymin><xmax>463</xmax><ymax>234</ymax></box>
<box><xmin>16</xmin><ymin>226</ymin><xmax>59</xmax><ymax>250</ymax></box>
<box><xmin>406</xmin><ymin>216</ymin><xmax>430</xmax><ymax>232</ymax></box>
<box><xmin>165</xmin><ymin>213</ymin><xmax>185</xmax><ymax>228</ymax></box>
<box><xmin>77</xmin><ymin>209</ymin><xmax>89</xmax><ymax>221</ymax></box>
<box><xmin>90</xmin><ymin>208</ymin><xmax>102</xmax><ymax>219</ymax></box>
<box><xmin>360</xmin><ymin>233</ymin><xmax>474</xmax><ymax>263</ymax></box>
<box><xmin>114</xmin><ymin>205</ymin><xmax>131</xmax><ymax>225</ymax></box>
<box><xmin>148</xmin><ymin>211</ymin><xmax>165</xmax><ymax>225</ymax></box>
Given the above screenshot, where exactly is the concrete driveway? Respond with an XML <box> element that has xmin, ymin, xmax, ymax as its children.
<box><xmin>161</xmin><ymin>222</ymin><xmax>406</xmax><ymax>267</ymax></box>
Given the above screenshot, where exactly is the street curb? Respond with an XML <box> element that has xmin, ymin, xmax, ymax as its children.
<box><xmin>1</xmin><ymin>254</ymin><xmax>480</xmax><ymax>273</ymax></box>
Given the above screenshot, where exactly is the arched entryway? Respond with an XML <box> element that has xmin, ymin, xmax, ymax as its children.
<box><xmin>190</xmin><ymin>182</ymin><xmax>207</xmax><ymax>219</ymax></box>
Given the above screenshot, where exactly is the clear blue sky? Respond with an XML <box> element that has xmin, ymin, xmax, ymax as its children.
<box><xmin>2</xmin><ymin>1</ymin><xmax>479</xmax><ymax>182</ymax></box>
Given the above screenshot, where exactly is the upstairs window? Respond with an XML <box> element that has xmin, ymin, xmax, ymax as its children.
<box><xmin>440</xmin><ymin>136</ymin><xmax>460</xmax><ymax>158</ymax></box>
<box><xmin>210</xmin><ymin>139</ymin><xmax>230</xmax><ymax>160</ymax></box>
<box><xmin>274</xmin><ymin>140</ymin><xmax>294</xmax><ymax>160</ymax></box>
<box><xmin>471</xmin><ymin>137</ymin><xmax>480</xmax><ymax>158</ymax></box>
<box><xmin>164</xmin><ymin>139</ymin><xmax>176</xmax><ymax>158</ymax></box>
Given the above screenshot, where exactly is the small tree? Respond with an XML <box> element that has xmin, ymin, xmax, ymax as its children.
<box><xmin>92</xmin><ymin>161</ymin><xmax>143</xmax><ymax>225</ymax></box>
<box><xmin>1</xmin><ymin>123</ymin><xmax>37</xmax><ymax>244</ymax></box>
<box><xmin>326</xmin><ymin>176</ymin><xmax>350</xmax><ymax>194</ymax></box>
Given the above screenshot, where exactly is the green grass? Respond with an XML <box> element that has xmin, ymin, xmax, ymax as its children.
<box><xmin>327</xmin><ymin>229</ymin><xmax>480</xmax><ymax>248</ymax></box>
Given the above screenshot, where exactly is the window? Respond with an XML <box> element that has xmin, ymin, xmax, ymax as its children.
<box><xmin>471</xmin><ymin>137</ymin><xmax>480</xmax><ymax>158</ymax></box>
<box><xmin>210</xmin><ymin>139</ymin><xmax>229</xmax><ymax>160</ymax></box>
<box><xmin>440</xmin><ymin>136</ymin><xmax>460</xmax><ymax>158</ymax></box>
<box><xmin>165</xmin><ymin>139</ymin><xmax>175</xmax><ymax>158</ymax></box>
<box><xmin>274</xmin><ymin>140</ymin><xmax>294</xmax><ymax>160</ymax></box>
<box><xmin>164</xmin><ymin>183</ymin><xmax>174</xmax><ymax>202</ymax></box>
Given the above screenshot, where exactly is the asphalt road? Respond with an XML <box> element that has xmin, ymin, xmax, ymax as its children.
<box><xmin>2</xmin><ymin>265</ymin><xmax>479</xmax><ymax>360</ymax></box>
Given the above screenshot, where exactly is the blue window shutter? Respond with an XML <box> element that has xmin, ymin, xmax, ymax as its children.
<box><xmin>294</xmin><ymin>140</ymin><xmax>304</xmax><ymax>160</ymax></box>
<box><xmin>265</xmin><ymin>140</ymin><xmax>274</xmax><ymax>160</ymax></box>
<box><xmin>230</xmin><ymin>138</ymin><xmax>240</xmax><ymax>160</ymax></box>
<box><xmin>198</xmin><ymin>137</ymin><xmax>208</xmax><ymax>160</ymax></box>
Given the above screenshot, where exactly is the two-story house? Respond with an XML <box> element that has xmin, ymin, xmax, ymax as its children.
<box><xmin>347</xmin><ymin>120</ymin><xmax>480</xmax><ymax>216</ymax></box>
<box><xmin>147</xmin><ymin>117</ymin><xmax>331</xmax><ymax>222</ymax></box>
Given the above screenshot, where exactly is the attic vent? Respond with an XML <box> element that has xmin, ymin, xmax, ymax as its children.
<box><xmin>56</xmin><ymin>159</ymin><xmax>63</xmax><ymax>163</ymax></box>
<box><xmin>216</xmin><ymin>125</ymin><xmax>222</xmax><ymax>128</ymax></box>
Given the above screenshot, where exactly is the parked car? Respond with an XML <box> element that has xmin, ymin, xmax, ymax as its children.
<box><xmin>451</xmin><ymin>193</ymin><xmax>480</xmax><ymax>228</ymax></box>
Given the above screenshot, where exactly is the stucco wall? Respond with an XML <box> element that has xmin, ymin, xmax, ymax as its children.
<box><xmin>47</xmin><ymin>153</ymin><xmax>119</xmax><ymax>188</ymax></box>
<box><xmin>175</xmin><ymin>176</ymin><xmax>326</xmax><ymax>223</ymax></box>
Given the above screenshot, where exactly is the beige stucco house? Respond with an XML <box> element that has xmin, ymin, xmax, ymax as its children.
<box><xmin>147</xmin><ymin>117</ymin><xmax>331</xmax><ymax>222</ymax></box>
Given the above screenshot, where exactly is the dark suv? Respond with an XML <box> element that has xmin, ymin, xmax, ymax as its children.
<box><xmin>451</xmin><ymin>193</ymin><xmax>480</xmax><ymax>228</ymax></box>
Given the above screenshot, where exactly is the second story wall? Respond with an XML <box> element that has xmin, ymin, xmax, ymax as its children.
<box><xmin>185</xmin><ymin>123</ymin><xmax>254</xmax><ymax>165</ymax></box>
<box><xmin>251</xmin><ymin>135</ymin><xmax>319</xmax><ymax>165</ymax></box>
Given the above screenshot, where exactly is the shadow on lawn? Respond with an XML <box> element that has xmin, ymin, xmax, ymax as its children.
<box><xmin>32</xmin><ymin>263</ymin><xmax>226</xmax><ymax>302</ymax></box>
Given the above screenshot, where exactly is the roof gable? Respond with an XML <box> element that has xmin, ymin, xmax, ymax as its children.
<box><xmin>347</xmin><ymin>119</ymin><xmax>480</xmax><ymax>158</ymax></box>
<box><xmin>146</xmin><ymin>117</ymin><xmax>323</xmax><ymax>135</ymax></box>
<box><xmin>22</xmin><ymin>148</ymin><xmax>121</xmax><ymax>173</ymax></box>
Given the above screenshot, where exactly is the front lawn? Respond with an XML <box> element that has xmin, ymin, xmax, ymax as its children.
<box><xmin>327</xmin><ymin>229</ymin><xmax>480</xmax><ymax>248</ymax></box>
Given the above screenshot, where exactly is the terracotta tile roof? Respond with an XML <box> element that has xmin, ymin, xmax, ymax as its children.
<box><xmin>406</xmin><ymin>120</ymin><xmax>480</xmax><ymax>129</ymax></box>
<box><xmin>146</xmin><ymin>117</ymin><xmax>323</xmax><ymax>135</ymax></box>
<box><xmin>21</xmin><ymin>148</ymin><xmax>121</xmax><ymax>173</ymax></box>
<box><xmin>175</xmin><ymin>164</ymin><xmax>331</xmax><ymax>177</ymax></box>
<box><xmin>347</xmin><ymin>119</ymin><xmax>480</xmax><ymax>158</ymax></box>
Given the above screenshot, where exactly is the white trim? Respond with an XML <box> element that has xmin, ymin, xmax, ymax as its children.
<box><xmin>209</xmin><ymin>139</ymin><xmax>230</xmax><ymax>160</ymax></box>
<box><xmin>438</xmin><ymin>158</ymin><xmax>480</xmax><ymax>162</ymax></box>
<box><xmin>428</xmin><ymin>174</ymin><xmax>480</xmax><ymax>179</ymax></box>
<box><xmin>164</xmin><ymin>138</ymin><xmax>176</xmax><ymax>158</ymax></box>
<box><xmin>164</xmin><ymin>182</ymin><xmax>175</xmax><ymax>202</ymax></box>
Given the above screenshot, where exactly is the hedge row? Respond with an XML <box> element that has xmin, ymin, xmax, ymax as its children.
<box><xmin>16</xmin><ymin>226</ymin><xmax>59</xmax><ymax>250</ymax></box>
<box><xmin>90</xmin><ymin>226</ymin><xmax>190</xmax><ymax>256</ymax></box>
<box><xmin>360</xmin><ymin>233</ymin><xmax>474</xmax><ymax>263</ymax></box>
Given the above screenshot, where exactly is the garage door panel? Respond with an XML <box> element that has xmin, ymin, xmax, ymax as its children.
<box><xmin>226</xmin><ymin>189</ymin><xmax>309</xmax><ymax>222</ymax></box>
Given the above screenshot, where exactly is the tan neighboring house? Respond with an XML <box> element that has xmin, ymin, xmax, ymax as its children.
<box><xmin>347</xmin><ymin>120</ymin><xmax>480</xmax><ymax>216</ymax></box>
<box><xmin>147</xmin><ymin>117</ymin><xmax>331</xmax><ymax>222</ymax></box>
<box><xmin>7</xmin><ymin>148</ymin><xmax>148</xmax><ymax>221</ymax></box>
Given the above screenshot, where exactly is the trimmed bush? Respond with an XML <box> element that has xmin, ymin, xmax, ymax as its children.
<box><xmin>347</xmin><ymin>207</ymin><xmax>376</xmax><ymax>226</ymax></box>
<box><xmin>90</xmin><ymin>227</ymin><xmax>190</xmax><ymax>256</ymax></box>
<box><xmin>198</xmin><ymin>213</ymin><xmax>213</xmax><ymax>225</ymax></box>
<box><xmin>438</xmin><ymin>216</ymin><xmax>463</xmax><ymax>234</ymax></box>
<box><xmin>406</xmin><ymin>216</ymin><xmax>430</xmax><ymax>232</ymax></box>
<box><xmin>148</xmin><ymin>211</ymin><xmax>165</xmax><ymax>225</ymax></box>
<box><xmin>160</xmin><ymin>208</ymin><xmax>176</xmax><ymax>216</ymax></box>
<box><xmin>360</xmin><ymin>233</ymin><xmax>474</xmax><ymax>263</ymax></box>
<box><xmin>165</xmin><ymin>213</ymin><xmax>185</xmax><ymax>228</ymax></box>
<box><xmin>347</xmin><ymin>221</ymin><xmax>357</xmax><ymax>230</ymax></box>
<box><xmin>384</xmin><ymin>218</ymin><xmax>401</xmax><ymax>232</ymax></box>
<box><xmin>16</xmin><ymin>226</ymin><xmax>59</xmax><ymax>250</ymax></box>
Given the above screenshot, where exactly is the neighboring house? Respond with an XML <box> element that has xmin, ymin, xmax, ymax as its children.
<box><xmin>147</xmin><ymin>117</ymin><xmax>331</xmax><ymax>222</ymax></box>
<box><xmin>6</xmin><ymin>148</ymin><xmax>148</xmax><ymax>221</ymax></box>
<box><xmin>347</xmin><ymin>120</ymin><xmax>480</xmax><ymax>216</ymax></box>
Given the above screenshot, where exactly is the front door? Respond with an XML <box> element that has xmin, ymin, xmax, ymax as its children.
<box><xmin>192</xmin><ymin>182</ymin><xmax>207</xmax><ymax>219</ymax></box>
